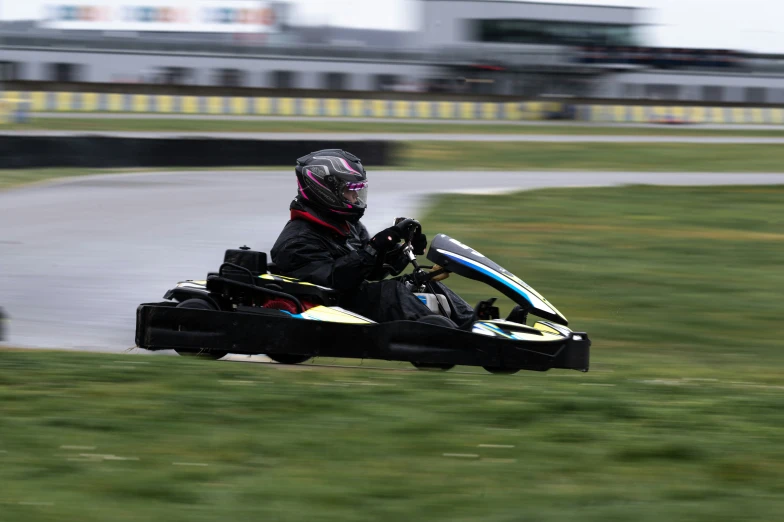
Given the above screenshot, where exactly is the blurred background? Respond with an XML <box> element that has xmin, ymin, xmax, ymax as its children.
<box><xmin>1</xmin><ymin>0</ymin><xmax>784</xmax><ymax>104</ymax></box>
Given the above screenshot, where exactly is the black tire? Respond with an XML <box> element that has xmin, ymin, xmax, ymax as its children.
<box><xmin>482</xmin><ymin>366</ymin><xmax>520</xmax><ymax>375</ymax></box>
<box><xmin>411</xmin><ymin>315</ymin><xmax>457</xmax><ymax>371</ymax></box>
<box><xmin>268</xmin><ymin>354</ymin><xmax>312</xmax><ymax>365</ymax></box>
<box><xmin>174</xmin><ymin>298</ymin><xmax>228</xmax><ymax>360</ymax></box>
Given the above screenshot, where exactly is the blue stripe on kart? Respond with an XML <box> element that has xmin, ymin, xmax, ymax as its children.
<box><xmin>278</xmin><ymin>310</ymin><xmax>319</xmax><ymax>321</ymax></box>
<box><xmin>478</xmin><ymin>322</ymin><xmax>514</xmax><ymax>339</ymax></box>
<box><xmin>440</xmin><ymin>251</ymin><xmax>533</xmax><ymax>307</ymax></box>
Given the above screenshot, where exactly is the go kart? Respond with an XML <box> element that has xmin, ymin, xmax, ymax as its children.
<box><xmin>135</xmin><ymin>220</ymin><xmax>590</xmax><ymax>374</ymax></box>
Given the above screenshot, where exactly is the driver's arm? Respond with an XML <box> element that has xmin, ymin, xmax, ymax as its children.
<box><xmin>273</xmin><ymin>239</ymin><xmax>378</xmax><ymax>292</ymax></box>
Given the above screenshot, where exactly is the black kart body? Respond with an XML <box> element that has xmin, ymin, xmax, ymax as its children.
<box><xmin>135</xmin><ymin>234</ymin><xmax>590</xmax><ymax>374</ymax></box>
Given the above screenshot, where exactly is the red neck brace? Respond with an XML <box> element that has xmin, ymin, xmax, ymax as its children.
<box><xmin>290</xmin><ymin>209</ymin><xmax>349</xmax><ymax>236</ymax></box>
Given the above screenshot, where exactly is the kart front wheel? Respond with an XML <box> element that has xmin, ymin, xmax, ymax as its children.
<box><xmin>174</xmin><ymin>298</ymin><xmax>228</xmax><ymax>360</ymax></box>
<box><xmin>483</xmin><ymin>366</ymin><xmax>520</xmax><ymax>375</ymax></box>
<box><xmin>268</xmin><ymin>354</ymin><xmax>312</xmax><ymax>365</ymax></box>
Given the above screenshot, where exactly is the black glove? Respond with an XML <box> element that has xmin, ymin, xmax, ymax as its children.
<box><xmin>412</xmin><ymin>231</ymin><xmax>427</xmax><ymax>255</ymax></box>
<box><xmin>396</xmin><ymin>217</ymin><xmax>426</xmax><ymax>255</ymax></box>
<box><xmin>367</xmin><ymin>218</ymin><xmax>422</xmax><ymax>256</ymax></box>
<box><xmin>368</xmin><ymin>224</ymin><xmax>404</xmax><ymax>254</ymax></box>
<box><xmin>384</xmin><ymin>247</ymin><xmax>410</xmax><ymax>276</ymax></box>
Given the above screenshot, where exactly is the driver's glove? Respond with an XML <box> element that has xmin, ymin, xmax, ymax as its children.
<box><xmin>384</xmin><ymin>248</ymin><xmax>410</xmax><ymax>275</ymax></box>
<box><xmin>366</xmin><ymin>225</ymin><xmax>403</xmax><ymax>256</ymax></box>
<box><xmin>412</xmin><ymin>231</ymin><xmax>427</xmax><ymax>256</ymax></box>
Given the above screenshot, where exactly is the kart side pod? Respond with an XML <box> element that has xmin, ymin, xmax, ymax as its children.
<box><xmin>135</xmin><ymin>303</ymin><xmax>590</xmax><ymax>373</ymax></box>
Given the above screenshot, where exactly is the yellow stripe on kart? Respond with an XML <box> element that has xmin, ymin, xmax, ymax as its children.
<box><xmin>533</xmin><ymin>322</ymin><xmax>565</xmax><ymax>337</ymax></box>
<box><xmin>260</xmin><ymin>273</ymin><xmax>314</xmax><ymax>285</ymax></box>
<box><xmin>258</xmin><ymin>274</ymin><xmax>334</xmax><ymax>290</ymax></box>
<box><xmin>301</xmin><ymin>306</ymin><xmax>372</xmax><ymax>324</ymax></box>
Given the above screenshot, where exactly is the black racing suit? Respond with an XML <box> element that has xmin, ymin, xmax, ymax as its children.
<box><xmin>270</xmin><ymin>199</ymin><xmax>474</xmax><ymax>324</ymax></box>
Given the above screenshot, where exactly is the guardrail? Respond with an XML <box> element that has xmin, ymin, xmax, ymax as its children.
<box><xmin>2</xmin><ymin>91</ymin><xmax>783</xmax><ymax>124</ymax></box>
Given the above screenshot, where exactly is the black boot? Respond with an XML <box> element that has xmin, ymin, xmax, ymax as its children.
<box><xmin>458</xmin><ymin>298</ymin><xmax>499</xmax><ymax>331</ymax></box>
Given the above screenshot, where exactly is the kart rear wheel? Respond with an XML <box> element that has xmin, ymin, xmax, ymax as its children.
<box><xmin>268</xmin><ymin>354</ymin><xmax>312</xmax><ymax>365</ymax></box>
<box><xmin>483</xmin><ymin>366</ymin><xmax>520</xmax><ymax>375</ymax></box>
<box><xmin>174</xmin><ymin>298</ymin><xmax>228</xmax><ymax>360</ymax></box>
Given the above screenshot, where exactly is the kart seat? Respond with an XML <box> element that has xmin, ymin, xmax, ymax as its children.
<box><xmin>215</xmin><ymin>247</ymin><xmax>338</xmax><ymax>305</ymax></box>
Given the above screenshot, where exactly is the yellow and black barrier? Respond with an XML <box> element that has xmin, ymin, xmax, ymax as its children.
<box><xmin>0</xmin><ymin>95</ymin><xmax>30</xmax><ymax>124</ymax></box>
<box><xmin>575</xmin><ymin>104</ymin><xmax>784</xmax><ymax>124</ymax></box>
<box><xmin>3</xmin><ymin>91</ymin><xmax>562</xmax><ymax>120</ymax></box>
<box><xmin>2</xmin><ymin>91</ymin><xmax>783</xmax><ymax>125</ymax></box>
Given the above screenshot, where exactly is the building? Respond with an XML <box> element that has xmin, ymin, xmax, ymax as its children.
<box><xmin>2</xmin><ymin>0</ymin><xmax>784</xmax><ymax>104</ymax></box>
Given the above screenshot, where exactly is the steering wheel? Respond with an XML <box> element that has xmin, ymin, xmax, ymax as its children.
<box><xmin>382</xmin><ymin>218</ymin><xmax>421</xmax><ymax>276</ymax></box>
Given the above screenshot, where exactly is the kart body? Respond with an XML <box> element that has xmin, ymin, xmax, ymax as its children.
<box><xmin>135</xmin><ymin>234</ymin><xmax>590</xmax><ymax>374</ymax></box>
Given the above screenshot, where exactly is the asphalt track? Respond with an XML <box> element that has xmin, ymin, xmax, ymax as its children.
<box><xmin>4</xmin><ymin>130</ymin><xmax>784</xmax><ymax>143</ymax></box>
<box><xmin>3</xmin><ymin>170</ymin><xmax>784</xmax><ymax>353</ymax></box>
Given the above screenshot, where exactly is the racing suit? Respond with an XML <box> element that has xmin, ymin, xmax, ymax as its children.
<box><xmin>270</xmin><ymin>199</ymin><xmax>474</xmax><ymax>324</ymax></box>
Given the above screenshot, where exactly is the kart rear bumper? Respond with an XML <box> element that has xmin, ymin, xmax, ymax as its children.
<box><xmin>136</xmin><ymin>303</ymin><xmax>590</xmax><ymax>372</ymax></box>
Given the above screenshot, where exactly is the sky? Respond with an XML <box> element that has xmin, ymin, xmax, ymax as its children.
<box><xmin>2</xmin><ymin>0</ymin><xmax>783</xmax><ymax>54</ymax></box>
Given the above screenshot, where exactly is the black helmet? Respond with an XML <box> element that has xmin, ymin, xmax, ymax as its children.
<box><xmin>295</xmin><ymin>149</ymin><xmax>368</xmax><ymax>222</ymax></box>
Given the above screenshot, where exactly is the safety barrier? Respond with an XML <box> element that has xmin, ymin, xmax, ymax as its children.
<box><xmin>0</xmin><ymin>136</ymin><xmax>397</xmax><ymax>169</ymax></box>
<box><xmin>0</xmin><ymin>96</ymin><xmax>30</xmax><ymax>124</ymax></box>
<box><xmin>576</xmin><ymin>104</ymin><xmax>784</xmax><ymax>125</ymax></box>
<box><xmin>2</xmin><ymin>91</ymin><xmax>783</xmax><ymax>124</ymax></box>
<box><xmin>2</xmin><ymin>91</ymin><xmax>562</xmax><ymax>120</ymax></box>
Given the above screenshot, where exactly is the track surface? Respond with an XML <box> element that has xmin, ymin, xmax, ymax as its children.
<box><xmin>3</xmin><ymin>170</ymin><xmax>784</xmax><ymax>351</ymax></box>
<box><xmin>5</xmin><ymin>130</ymin><xmax>784</xmax><ymax>143</ymax></box>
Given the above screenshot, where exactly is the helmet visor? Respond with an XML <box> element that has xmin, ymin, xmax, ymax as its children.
<box><xmin>341</xmin><ymin>180</ymin><xmax>368</xmax><ymax>208</ymax></box>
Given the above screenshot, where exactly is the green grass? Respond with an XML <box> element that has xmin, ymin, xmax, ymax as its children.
<box><xmin>1</xmin><ymin>347</ymin><xmax>784</xmax><ymax>522</ymax></box>
<box><xmin>2</xmin><ymin>185</ymin><xmax>784</xmax><ymax>520</ymax></box>
<box><xmin>402</xmin><ymin>142</ymin><xmax>784</xmax><ymax>171</ymax></box>
<box><xmin>419</xmin><ymin>185</ymin><xmax>784</xmax><ymax>373</ymax></box>
<box><xmin>7</xmin><ymin>117</ymin><xmax>784</xmax><ymax>136</ymax></box>
<box><xmin>3</xmin><ymin>142</ymin><xmax>784</xmax><ymax>191</ymax></box>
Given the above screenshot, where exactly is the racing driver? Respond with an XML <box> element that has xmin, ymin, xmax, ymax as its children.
<box><xmin>270</xmin><ymin>149</ymin><xmax>476</xmax><ymax>325</ymax></box>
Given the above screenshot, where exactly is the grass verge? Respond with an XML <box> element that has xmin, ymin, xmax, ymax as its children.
<box><xmin>7</xmin><ymin>117</ymin><xmax>784</xmax><ymax>136</ymax></box>
<box><xmin>420</xmin><ymin>185</ymin><xmax>784</xmax><ymax>368</ymax></box>
<box><xmin>2</xmin><ymin>185</ymin><xmax>784</xmax><ymax>521</ymax></box>
<box><xmin>1</xmin><ymin>347</ymin><xmax>784</xmax><ymax>522</ymax></box>
<box><xmin>403</xmin><ymin>142</ymin><xmax>784</xmax><ymax>171</ymax></box>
